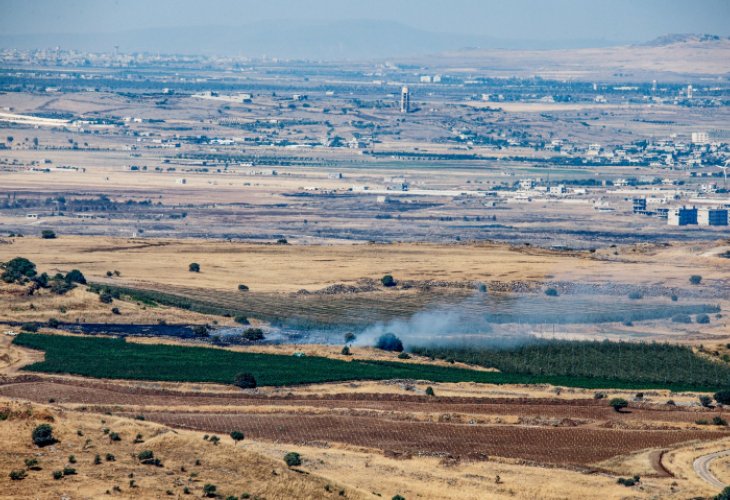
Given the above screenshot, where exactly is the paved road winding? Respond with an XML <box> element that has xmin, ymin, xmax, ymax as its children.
<box><xmin>694</xmin><ymin>450</ymin><xmax>730</xmax><ymax>489</ymax></box>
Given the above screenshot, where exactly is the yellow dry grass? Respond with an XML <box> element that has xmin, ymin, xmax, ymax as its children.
<box><xmin>2</xmin><ymin>235</ymin><xmax>729</xmax><ymax>294</ymax></box>
<box><xmin>0</xmin><ymin>399</ymin><xmax>361</xmax><ymax>500</ymax></box>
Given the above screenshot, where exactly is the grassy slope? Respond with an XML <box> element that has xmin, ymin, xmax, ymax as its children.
<box><xmin>12</xmin><ymin>334</ymin><xmax>726</xmax><ymax>392</ymax></box>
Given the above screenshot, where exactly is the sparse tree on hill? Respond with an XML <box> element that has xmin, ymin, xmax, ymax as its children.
<box><xmin>609</xmin><ymin>398</ymin><xmax>628</xmax><ymax>413</ymax></box>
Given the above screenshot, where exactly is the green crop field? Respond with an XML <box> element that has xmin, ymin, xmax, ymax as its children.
<box><xmin>11</xmin><ymin>334</ymin><xmax>729</xmax><ymax>392</ymax></box>
<box><xmin>412</xmin><ymin>340</ymin><xmax>730</xmax><ymax>390</ymax></box>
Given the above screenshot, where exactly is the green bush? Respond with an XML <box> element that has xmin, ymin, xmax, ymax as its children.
<box><xmin>52</xmin><ymin>470</ymin><xmax>63</xmax><ymax>480</ymax></box>
<box><xmin>41</xmin><ymin>230</ymin><xmax>57</xmax><ymax>239</ymax></box>
<box><xmin>425</xmin><ymin>386</ymin><xmax>435</xmax><ymax>396</ymax></box>
<box><xmin>189</xmin><ymin>263</ymin><xmax>200</xmax><ymax>273</ymax></box>
<box><xmin>700</xmin><ymin>395</ymin><xmax>713</xmax><ymax>407</ymax></box>
<box><xmin>65</xmin><ymin>269</ymin><xmax>86</xmax><ymax>285</ymax></box>
<box><xmin>397</xmin><ymin>352</ymin><xmax>411</xmax><ymax>360</ymax></box>
<box><xmin>696</xmin><ymin>314</ymin><xmax>710</xmax><ymax>324</ymax></box>
<box><xmin>609</xmin><ymin>398</ymin><xmax>628</xmax><ymax>412</ymax></box>
<box><xmin>32</xmin><ymin>423</ymin><xmax>56</xmax><ymax>447</ymax></box>
<box><xmin>284</xmin><ymin>452</ymin><xmax>302</xmax><ymax>467</ymax></box>
<box><xmin>230</xmin><ymin>431</ymin><xmax>244</xmax><ymax>442</ymax></box>
<box><xmin>21</xmin><ymin>322</ymin><xmax>39</xmax><ymax>333</ymax></box>
<box><xmin>672</xmin><ymin>314</ymin><xmax>692</xmax><ymax>323</ymax></box>
<box><xmin>715</xmin><ymin>391</ymin><xmax>730</xmax><ymax>405</ymax></box>
<box><xmin>9</xmin><ymin>469</ymin><xmax>27</xmax><ymax>480</ymax></box>
<box><xmin>234</xmin><ymin>372</ymin><xmax>257</xmax><ymax>389</ymax></box>
<box><xmin>1</xmin><ymin>256</ymin><xmax>37</xmax><ymax>283</ymax></box>
<box><xmin>242</xmin><ymin>328</ymin><xmax>265</xmax><ymax>341</ymax></box>
<box><xmin>341</xmin><ymin>346</ymin><xmax>351</xmax><ymax>356</ymax></box>
<box><xmin>689</xmin><ymin>275</ymin><xmax>702</xmax><ymax>285</ymax></box>
<box><xmin>544</xmin><ymin>287</ymin><xmax>559</xmax><ymax>297</ymax></box>
<box><xmin>237</xmin><ymin>284</ymin><xmax>249</xmax><ymax>292</ymax></box>
<box><xmin>203</xmin><ymin>484</ymin><xmax>217</xmax><ymax>497</ymax></box>
<box><xmin>381</xmin><ymin>275</ymin><xmax>396</xmax><ymax>287</ymax></box>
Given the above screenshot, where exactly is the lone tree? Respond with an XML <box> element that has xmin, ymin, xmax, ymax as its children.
<box><xmin>32</xmin><ymin>424</ymin><xmax>57</xmax><ymax>447</ymax></box>
<box><xmin>230</xmin><ymin>431</ymin><xmax>244</xmax><ymax>444</ymax></box>
<box><xmin>189</xmin><ymin>262</ymin><xmax>201</xmax><ymax>273</ymax></box>
<box><xmin>609</xmin><ymin>398</ymin><xmax>629</xmax><ymax>413</ymax></box>
<box><xmin>284</xmin><ymin>452</ymin><xmax>302</xmax><ymax>467</ymax></box>
<box><xmin>234</xmin><ymin>372</ymin><xmax>257</xmax><ymax>389</ymax></box>
<box><xmin>381</xmin><ymin>274</ymin><xmax>396</xmax><ymax>287</ymax></box>
<box><xmin>375</xmin><ymin>333</ymin><xmax>404</xmax><ymax>352</ymax></box>
<box><xmin>689</xmin><ymin>275</ymin><xmax>703</xmax><ymax>285</ymax></box>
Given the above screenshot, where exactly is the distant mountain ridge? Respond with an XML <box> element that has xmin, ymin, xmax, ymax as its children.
<box><xmin>0</xmin><ymin>20</ymin><xmax>624</xmax><ymax>60</ymax></box>
<box><xmin>640</xmin><ymin>33</ymin><xmax>729</xmax><ymax>46</ymax></box>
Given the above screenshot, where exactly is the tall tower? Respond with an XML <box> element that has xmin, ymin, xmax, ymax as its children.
<box><xmin>400</xmin><ymin>86</ymin><xmax>410</xmax><ymax>113</ymax></box>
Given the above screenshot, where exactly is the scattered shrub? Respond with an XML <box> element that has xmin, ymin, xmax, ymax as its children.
<box><xmin>713</xmin><ymin>416</ymin><xmax>728</xmax><ymax>426</ymax></box>
<box><xmin>9</xmin><ymin>469</ymin><xmax>27</xmax><ymax>480</ymax></box>
<box><xmin>189</xmin><ymin>263</ymin><xmax>200</xmax><ymax>273</ymax></box>
<box><xmin>671</xmin><ymin>314</ymin><xmax>692</xmax><ymax>324</ymax></box>
<box><xmin>111</xmin><ymin>307</ymin><xmax>121</xmax><ymax>315</ymax></box>
<box><xmin>21</xmin><ymin>322</ymin><xmax>39</xmax><ymax>333</ymax></box>
<box><xmin>617</xmin><ymin>475</ymin><xmax>640</xmax><ymax>487</ymax></box>
<box><xmin>47</xmin><ymin>317</ymin><xmax>60</xmax><ymax>328</ymax></box>
<box><xmin>397</xmin><ymin>352</ymin><xmax>411</xmax><ymax>360</ymax></box>
<box><xmin>1</xmin><ymin>256</ymin><xmax>37</xmax><ymax>283</ymax></box>
<box><xmin>32</xmin><ymin>424</ymin><xmax>56</xmax><ymax>447</ymax></box>
<box><xmin>234</xmin><ymin>315</ymin><xmax>249</xmax><ymax>325</ymax></box>
<box><xmin>689</xmin><ymin>275</ymin><xmax>702</xmax><ymax>285</ymax></box>
<box><xmin>230</xmin><ymin>431</ymin><xmax>245</xmax><ymax>443</ymax></box>
<box><xmin>62</xmin><ymin>467</ymin><xmax>76</xmax><ymax>476</ymax></box>
<box><xmin>99</xmin><ymin>292</ymin><xmax>113</xmax><ymax>304</ymax></box>
<box><xmin>242</xmin><ymin>328</ymin><xmax>265</xmax><ymax>341</ymax></box>
<box><xmin>715</xmin><ymin>391</ymin><xmax>730</xmax><ymax>405</ymax></box>
<box><xmin>276</xmin><ymin>238</ymin><xmax>288</xmax><ymax>245</ymax></box>
<box><xmin>284</xmin><ymin>452</ymin><xmax>302</xmax><ymax>467</ymax></box>
<box><xmin>696</xmin><ymin>314</ymin><xmax>710</xmax><ymax>324</ymax></box>
<box><xmin>375</xmin><ymin>333</ymin><xmax>404</xmax><ymax>352</ymax></box>
<box><xmin>341</xmin><ymin>346</ymin><xmax>351</xmax><ymax>356</ymax></box>
<box><xmin>425</xmin><ymin>386</ymin><xmax>435</xmax><ymax>397</ymax></box>
<box><xmin>24</xmin><ymin>458</ymin><xmax>40</xmax><ymax>470</ymax></box>
<box><xmin>106</xmin><ymin>453</ymin><xmax>115</xmax><ymax>462</ymax></box>
<box><xmin>65</xmin><ymin>269</ymin><xmax>86</xmax><ymax>284</ymax></box>
<box><xmin>381</xmin><ymin>274</ymin><xmax>396</xmax><ymax>287</ymax></box>
<box><xmin>52</xmin><ymin>470</ymin><xmax>63</xmax><ymax>480</ymax></box>
<box><xmin>237</xmin><ymin>284</ymin><xmax>249</xmax><ymax>292</ymax></box>
<box><xmin>628</xmin><ymin>291</ymin><xmax>643</xmax><ymax>300</ymax></box>
<box><xmin>41</xmin><ymin>230</ymin><xmax>56</xmax><ymax>239</ymax></box>
<box><xmin>609</xmin><ymin>398</ymin><xmax>628</xmax><ymax>412</ymax></box>
<box><xmin>544</xmin><ymin>287</ymin><xmax>559</xmax><ymax>297</ymax></box>
<box><xmin>203</xmin><ymin>484</ymin><xmax>217</xmax><ymax>497</ymax></box>
<box><xmin>109</xmin><ymin>432</ymin><xmax>121</xmax><ymax>441</ymax></box>
<box><xmin>700</xmin><ymin>395</ymin><xmax>713</xmax><ymax>408</ymax></box>
<box><xmin>234</xmin><ymin>372</ymin><xmax>257</xmax><ymax>389</ymax></box>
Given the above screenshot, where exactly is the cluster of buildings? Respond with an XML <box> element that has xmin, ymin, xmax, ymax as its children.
<box><xmin>667</xmin><ymin>206</ymin><xmax>729</xmax><ymax>226</ymax></box>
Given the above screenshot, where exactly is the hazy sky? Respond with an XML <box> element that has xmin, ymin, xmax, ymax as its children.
<box><xmin>2</xmin><ymin>0</ymin><xmax>729</xmax><ymax>42</ymax></box>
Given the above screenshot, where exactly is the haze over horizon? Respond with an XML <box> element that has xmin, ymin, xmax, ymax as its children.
<box><xmin>1</xmin><ymin>0</ymin><xmax>729</xmax><ymax>59</ymax></box>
